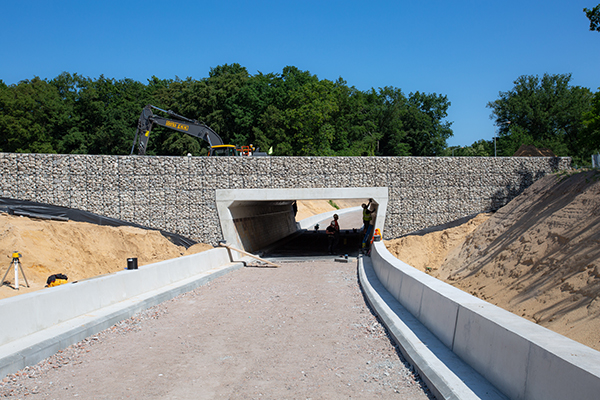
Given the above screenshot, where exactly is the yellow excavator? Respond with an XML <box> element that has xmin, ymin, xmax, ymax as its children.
<box><xmin>130</xmin><ymin>105</ymin><xmax>264</xmax><ymax>156</ymax></box>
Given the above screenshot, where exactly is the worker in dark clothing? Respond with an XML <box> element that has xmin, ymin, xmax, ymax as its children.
<box><xmin>332</xmin><ymin>213</ymin><xmax>340</xmax><ymax>232</ymax></box>
<box><xmin>326</xmin><ymin>220</ymin><xmax>339</xmax><ymax>254</ymax></box>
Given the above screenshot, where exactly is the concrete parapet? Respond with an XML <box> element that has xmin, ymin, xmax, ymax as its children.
<box><xmin>359</xmin><ymin>255</ymin><xmax>507</xmax><ymax>400</ymax></box>
<box><xmin>367</xmin><ymin>241</ymin><xmax>600</xmax><ymax>400</ymax></box>
<box><xmin>0</xmin><ymin>248</ymin><xmax>243</xmax><ymax>378</ymax></box>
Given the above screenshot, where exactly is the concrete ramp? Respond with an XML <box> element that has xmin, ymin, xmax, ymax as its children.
<box><xmin>0</xmin><ymin>249</ymin><xmax>244</xmax><ymax>378</ymax></box>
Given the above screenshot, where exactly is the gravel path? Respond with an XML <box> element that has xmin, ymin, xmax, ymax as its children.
<box><xmin>1</xmin><ymin>260</ymin><xmax>434</xmax><ymax>399</ymax></box>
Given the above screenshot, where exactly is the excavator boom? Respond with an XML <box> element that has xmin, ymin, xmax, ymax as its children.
<box><xmin>131</xmin><ymin>105</ymin><xmax>225</xmax><ymax>155</ymax></box>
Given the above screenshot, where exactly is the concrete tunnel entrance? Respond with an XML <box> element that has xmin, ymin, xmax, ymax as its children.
<box><xmin>215</xmin><ymin>187</ymin><xmax>388</xmax><ymax>255</ymax></box>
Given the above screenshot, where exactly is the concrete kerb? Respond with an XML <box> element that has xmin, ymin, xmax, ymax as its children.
<box><xmin>0</xmin><ymin>250</ymin><xmax>244</xmax><ymax>378</ymax></box>
<box><xmin>358</xmin><ymin>255</ymin><xmax>507</xmax><ymax>400</ymax></box>
<box><xmin>366</xmin><ymin>241</ymin><xmax>600</xmax><ymax>400</ymax></box>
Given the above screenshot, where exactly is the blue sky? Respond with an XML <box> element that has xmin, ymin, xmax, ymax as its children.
<box><xmin>1</xmin><ymin>0</ymin><xmax>599</xmax><ymax>147</ymax></box>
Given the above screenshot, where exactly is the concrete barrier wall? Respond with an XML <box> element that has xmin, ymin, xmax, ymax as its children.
<box><xmin>370</xmin><ymin>242</ymin><xmax>600</xmax><ymax>400</ymax></box>
<box><xmin>0</xmin><ymin>248</ymin><xmax>232</xmax><ymax>347</ymax></box>
<box><xmin>297</xmin><ymin>206</ymin><xmax>362</xmax><ymax>230</ymax></box>
<box><xmin>0</xmin><ymin>153</ymin><xmax>570</xmax><ymax>245</ymax></box>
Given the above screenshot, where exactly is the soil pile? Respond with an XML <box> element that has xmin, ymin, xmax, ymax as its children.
<box><xmin>385</xmin><ymin>213</ymin><xmax>492</xmax><ymax>272</ymax></box>
<box><xmin>387</xmin><ymin>170</ymin><xmax>600</xmax><ymax>351</ymax></box>
<box><xmin>0</xmin><ymin>216</ymin><xmax>212</xmax><ymax>300</ymax></box>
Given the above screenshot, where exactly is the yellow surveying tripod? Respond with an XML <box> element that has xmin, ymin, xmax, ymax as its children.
<box><xmin>1</xmin><ymin>252</ymin><xmax>29</xmax><ymax>290</ymax></box>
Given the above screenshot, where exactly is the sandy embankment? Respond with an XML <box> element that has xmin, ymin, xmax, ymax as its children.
<box><xmin>294</xmin><ymin>199</ymin><xmax>366</xmax><ymax>221</ymax></box>
<box><xmin>0</xmin><ymin>217</ymin><xmax>212</xmax><ymax>300</ymax></box>
<box><xmin>386</xmin><ymin>170</ymin><xmax>600</xmax><ymax>351</ymax></box>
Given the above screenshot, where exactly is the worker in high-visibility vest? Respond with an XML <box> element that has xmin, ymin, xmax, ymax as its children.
<box><xmin>362</xmin><ymin>199</ymin><xmax>378</xmax><ymax>251</ymax></box>
<box><xmin>362</xmin><ymin>199</ymin><xmax>374</xmax><ymax>234</ymax></box>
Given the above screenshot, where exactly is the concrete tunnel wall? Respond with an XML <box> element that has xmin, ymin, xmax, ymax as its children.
<box><xmin>216</xmin><ymin>187</ymin><xmax>388</xmax><ymax>252</ymax></box>
<box><xmin>0</xmin><ymin>153</ymin><xmax>570</xmax><ymax>251</ymax></box>
<box><xmin>226</xmin><ymin>200</ymin><xmax>298</xmax><ymax>252</ymax></box>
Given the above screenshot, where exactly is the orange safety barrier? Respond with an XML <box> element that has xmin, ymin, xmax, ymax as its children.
<box><xmin>371</xmin><ymin>228</ymin><xmax>381</xmax><ymax>244</ymax></box>
<box><xmin>240</xmin><ymin>146</ymin><xmax>251</xmax><ymax>156</ymax></box>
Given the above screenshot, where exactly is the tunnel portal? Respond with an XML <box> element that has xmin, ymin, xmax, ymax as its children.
<box><xmin>216</xmin><ymin>187</ymin><xmax>388</xmax><ymax>255</ymax></box>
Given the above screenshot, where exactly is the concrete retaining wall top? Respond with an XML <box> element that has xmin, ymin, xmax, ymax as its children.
<box><xmin>370</xmin><ymin>241</ymin><xmax>600</xmax><ymax>400</ymax></box>
<box><xmin>0</xmin><ymin>248</ymin><xmax>231</xmax><ymax>347</ymax></box>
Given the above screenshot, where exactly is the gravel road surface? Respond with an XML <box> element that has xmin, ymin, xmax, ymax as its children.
<box><xmin>1</xmin><ymin>259</ymin><xmax>434</xmax><ymax>399</ymax></box>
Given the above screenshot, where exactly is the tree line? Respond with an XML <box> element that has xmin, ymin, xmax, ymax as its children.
<box><xmin>0</xmin><ymin>65</ymin><xmax>452</xmax><ymax>157</ymax></box>
<box><xmin>485</xmin><ymin>73</ymin><xmax>598</xmax><ymax>165</ymax></box>
<box><xmin>1</xmin><ymin>65</ymin><xmax>599</xmax><ymax>163</ymax></box>
<box><xmin>443</xmin><ymin>4</ymin><xmax>600</xmax><ymax>164</ymax></box>
<box><xmin>442</xmin><ymin>72</ymin><xmax>598</xmax><ymax>167</ymax></box>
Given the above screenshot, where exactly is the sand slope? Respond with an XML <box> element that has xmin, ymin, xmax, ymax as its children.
<box><xmin>387</xmin><ymin>170</ymin><xmax>600</xmax><ymax>351</ymax></box>
<box><xmin>0</xmin><ymin>216</ymin><xmax>212</xmax><ymax>299</ymax></box>
<box><xmin>385</xmin><ymin>213</ymin><xmax>492</xmax><ymax>272</ymax></box>
<box><xmin>294</xmin><ymin>199</ymin><xmax>366</xmax><ymax>221</ymax></box>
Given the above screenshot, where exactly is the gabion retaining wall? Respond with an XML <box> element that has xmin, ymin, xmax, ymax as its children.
<box><xmin>0</xmin><ymin>153</ymin><xmax>570</xmax><ymax>244</ymax></box>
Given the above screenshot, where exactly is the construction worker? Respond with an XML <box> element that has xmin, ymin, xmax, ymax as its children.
<box><xmin>362</xmin><ymin>199</ymin><xmax>378</xmax><ymax>252</ymax></box>
<box><xmin>362</xmin><ymin>199</ymin><xmax>374</xmax><ymax>234</ymax></box>
<box><xmin>326</xmin><ymin>221</ymin><xmax>339</xmax><ymax>254</ymax></box>
<box><xmin>332</xmin><ymin>213</ymin><xmax>340</xmax><ymax>232</ymax></box>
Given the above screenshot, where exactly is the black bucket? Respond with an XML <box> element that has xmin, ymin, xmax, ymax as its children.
<box><xmin>127</xmin><ymin>257</ymin><xmax>138</xmax><ymax>270</ymax></box>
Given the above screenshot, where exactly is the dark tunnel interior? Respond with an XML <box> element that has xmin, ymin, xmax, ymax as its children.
<box><xmin>228</xmin><ymin>199</ymin><xmax>377</xmax><ymax>259</ymax></box>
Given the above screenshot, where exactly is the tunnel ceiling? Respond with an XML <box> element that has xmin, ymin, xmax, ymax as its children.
<box><xmin>228</xmin><ymin>200</ymin><xmax>294</xmax><ymax>208</ymax></box>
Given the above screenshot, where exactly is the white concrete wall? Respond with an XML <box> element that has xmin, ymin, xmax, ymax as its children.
<box><xmin>228</xmin><ymin>201</ymin><xmax>298</xmax><ymax>252</ymax></box>
<box><xmin>0</xmin><ymin>248</ymin><xmax>232</xmax><ymax>347</ymax></box>
<box><xmin>216</xmin><ymin>187</ymin><xmax>388</xmax><ymax>252</ymax></box>
<box><xmin>297</xmin><ymin>206</ymin><xmax>362</xmax><ymax>230</ymax></box>
<box><xmin>370</xmin><ymin>241</ymin><xmax>600</xmax><ymax>400</ymax></box>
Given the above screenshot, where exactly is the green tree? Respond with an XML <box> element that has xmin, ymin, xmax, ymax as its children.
<box><xmin>331</xmin><ymin>83</ymin><xmax>386</xmax><ymax>156</ymax></box>
<box><xmin>583</xmin><ymin>89</ymin><xmax>600</xmax><ymax>153</ymax></box>
<box><xmin>236</xmin><ymin>71</ymin><xmax>281</xmax><ymax>153</ymax></box>
<box><xmin>141</xmin><ymin>77</ymin><xmax>206</xmax><ymax>156</ymax></box>
<box><xmin>256</xmin><ymin>66</ymin><xmax>339</xmax><ymax>156</ymax></box>
<box><xmin>487</xmin><ymin>73</ymin><xmax>592</xmax><ymax>160</ymax></box>
<box><xmin>185</xmin><ymin>64</ymin><xmax>249</xmax><ymax>143</ymax></box>
<box><xmin>1</xmin><ymin>65</ymin><xmax>457</xmax><ymax>157</ymax></box>
<box><xmin>441</xmin><ymin>140</ymin><xmax>494</xmax><ymax>157</ymax></box>
<box><xmin>372</xmin><ymin>87</ymin><xmax>409</xmax><ymax>156</ymax></box>
<box><xmin>404</xmin><ymin>91</ymin><xmax>453</xmax><ymax>156</ymax></box>
<box><xmin>67</xmin><ymin>75</ymin><xmax>150</xmax><ymax>155</ymax></box>
<box><xmin>279</xmin><ymin>78</ymin><xmax>340</xmax><ymax>156</ymax></box>
<box><xmin>584</xmin><ymin>4</ymin><xmax>600</xmax><ymax>32</ymax></box>
<box><xmin>0</xmin><ymin>77</ymin><xmax>69</xmax><ymax>153</ymax></box>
